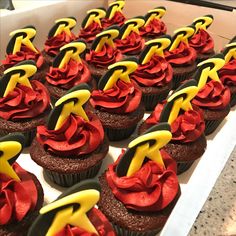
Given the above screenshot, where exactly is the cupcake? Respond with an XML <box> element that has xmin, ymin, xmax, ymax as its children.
<box><xmin>0</xmin><ymin>133</ymin><xmax>44</xmax><ymax>236</ymax></box>
<box><xmin>219</xmin><ymin>37</ymin><xmax>236</xmax><ymax>106</ymax></box>
<box><xmin>114</xmin><ymin>17</ymin><xmax>145</xmax><ymax>56</ymax></box>
<box><xmin>42</xmin><ymin>17</ymin><xmax>77</xmax><ymax>66</ymax></box>
<box><xmin>28</xmin><ymin>180</ymin><xmax>115</xmax><ymax>236</ymax></box>
<box><xmin>45</xmin><ymin>40</ymin><xmax>96</xmax><ymax>103</ymax></box>
<box><xmin>0</xmin><ymin>60</ymin><xmax>51</xmax><ymax>146</ymax></box>
<box><xmin>102</xmin><ymin>0</ymin><xmax>126</xmax><ymax>29</ymax></box>
<box><xmin>86</xmin><ymin>26</ymin><xmax>123</xmax><ymax>82</ymax></box>
<box><xmin>164</xmin><ymin>25</ymin><xmax>197</xmax><ymax>89</ymax></box>
<box><xmin>130</xmin><ymin>35</ymin><xmax>173</xmax><ymax>110</ymax></box>
<box><xmin>78</xmin><ymin>8</ymin><xmax>106</xmax><ymax>50</ymax></box>
<box><xmin>89</xmin><ymin>58</ymin><xmax>145</xmax><ymax>141</ymax></box>
<box><xmin>30</xmin><ymin>84</ymin><xmax>109</xmax><ymax>187</ymax></box>
<box><xmin>139</xmin><ymin>80</ymin><xmax>207</xmax><ymax>174</ymax></box>
<box><xmin>140</xmin><ymin>6</ymin><xmax>167</xmax><ymax>41</ymax></box>
<box><xmin>0</xmin><ymin>26</ymin><xmax>46</xmax><ymax>82</ymax></box>
<box><xmin>189</xmin><ymin>15</ymin><xmax>215</xmax><ymax>63</ymax></box>
<box><xmin>98</xmin><ymin>123</ymin><xmax>181</xmax><ymax>235</ymax></box>
<box><xmin>192</xmin><ymin>54</ymin><xmax>231</xmax><ymax>135</ymax></box>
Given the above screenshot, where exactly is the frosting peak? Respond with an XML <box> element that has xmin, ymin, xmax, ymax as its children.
<box><xmin>140</xmin><ymin>18</ymin><xmax>167</xmax><ymax>37</ymax></box>
<box><xmin>219</xmin><ymin>59</ymin><xmax>236</xmax><ymax>86</ymax></box>
<box><xmin>102</xmin><ymin>11</ymin><xmax>126</xmax><ymax>28</ymax></box>
<box><xmin>79</xmin><ymin>22</ymin><xmax>103</xmax><ymax>43</ymax></box>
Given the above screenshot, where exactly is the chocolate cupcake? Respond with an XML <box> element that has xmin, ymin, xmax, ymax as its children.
<box><xmin>0</xmin><ymin>26</ymin><xmax>47</xmax><ymax>82</ymax></box>
<box><xmin>131</xmin><ymin>36</ymin><xmax>173</xmax><ymax>110</ymax></box>
<box><xmin>192</xmin><ymin>54</ymin><xmax>231</xmax><ymax>135</ymax></box>
<box><xmin>28</xmin><ymin>180</ymin><xmax>115</xmax><ymax>236</ymax></box>
<box><xmin>45</xmin><ymin>40</ymin><xmax>95</xmax><ymax>103</ymax></box>
<box><xmin>42</xmin><ymin>17</ymin><xmax>77</xmax><ymax>66</ymax></box>
<box><xmin>219</xmin><ymin>37</ymin><xmax>236</xmax><ymax>106</ymax></box>
<box><xmin>189</xmin><ymin>15</ymin><xmax>215</xmax><ymax>63</ymax></box>
<box><xmin>98</xmin><ymin>123</ymin><xmax>180</xmax><ymax>235</ymax></box>
<box><xmin>140</xmin><ymin>6</ymin><xmax>167</xmax><ymax>41</ymax></box>
<box><xmin>89</xmin><ymin>58</ymin><xmax>145</xmax><ymax>141</ymax></box>
<box><xmin>164</xmin><ymin>25</ymin><xmax>197</xmax><ymax>89</ymax></box>
<box><xmin>0</xmin><ymin>133</ymin><xmax>44</xmax><ymax>236</ymax></box>
<box><xmin>30</xmin><ymin>84</ymin><xmax>109</xmax><ymax>187</ymax></box>
<box><xmin>86</xmin><ymin>26</ymin><xmax>123</xmax><ymax>82</ymax></box>
<box><xmin>0</xmin><ymin>60</ymin><xmax>51</xmax><ymax>146</ymax></box>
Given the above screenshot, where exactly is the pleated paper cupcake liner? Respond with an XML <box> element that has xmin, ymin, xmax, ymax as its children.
<box><xmin>230</xmin><ymin>93</ymin><xmax>236</xmax><ymax>107</ymax></box>
<box><xmin>177</xmin><ymin>160</ymin><xmax>195</xmax><ymax>175</ymax></box>
<box><xmin>205</xmin><ymin>118</ymin><xmax>224</xmax><ymax>135</ymax></box>
<box><xmin>172</xmin><ymin>71</ymin><xmax>194</xmax><ymax>90</ymax></box>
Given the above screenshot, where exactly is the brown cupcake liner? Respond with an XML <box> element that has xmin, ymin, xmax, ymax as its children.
<box><xmin>230</xmin><ymin>93</ymin><xmax>236</xmax><ymax>107</ymax></box>
<box><xmin>44</xmin><ymin>161</ymin><xmax>103</xmax><ymax>187</ymax></box>
<box><xmin>172</xmin><ymin>71</ymin><xmax>194</xmax><ymax>90</ymax></box>
<box><xmin>205</xmin><ymin>118</ymin><xmax>224</xmax><ymax>135</ymax></box>
<box><xmin>177</xmin><ymin>160</ymin><xmax>195</xmax><ymax>175</ymax></box>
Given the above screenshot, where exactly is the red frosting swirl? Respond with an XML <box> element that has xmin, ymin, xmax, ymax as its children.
<box><xmin>79</xmin><ymin>22</ymin><xmax>103</xmax><ymax>43</ymax></box>
<box><xmin>140</xmin><ymin>19</ymin><xmax>167</xmax><ymax>37</ymax></box>
<box><xmin>102</xmin><ymin>11</ymin><xmax>126</xmax><ymax>29</ymax></box>
<box><xmin>145</xmin><ymin>103</ymin><xmax>205</xmax><ymax>143</ymax></box>
<box><xmin>0</xmin><ymin>80</ymin><xmax>50</xmax><ymax>121</ymax></box>
<box><xmin>90</xmin><ymin>80</ymin><xmax>142</xmax><ymax>114</ymax></box>
<box><xmin>46</xmin><ymin>60</ymin><xmax>91</xmax><ymax>89</ymax></box>
<box><xmin>192</xmin><ymin>80</ymin><xmax>231</xmax><ymax>110</ymax></box>
<box><xmin>164</xmin><ymin>42</ymin><xmax>197</xmax><ymax>67</ymax></box>
<box><xmin>55</xmin><ymin>208</ymin><xmax>115</xmax><ymax>236</ymax></box>
<box><xmin>37</xmin><ymin>112</ymin><xmax>104</xmax><ymax>157</ymax></box>
<box><xmin>2</xmin><ymin>45</ymin><xmax>44</xmax><ymax>69</ymax></box>
<box><xmin>86</xmin><ymin>44</ymin><xmax>122</xmax><ymax>69</ymax></box>
<box><xmin>219</xmin><ymin>59</ymin><xmax>236</xmax><ymax>86</ymax></box>
<box><xmin>106</xmin><ymin>150</ymin><xmax>178</xmax><ymax>212</ymax></box>
<box><xmin>131</xmin><ymin>55</ymin><xmax>173</xmax><ymax>87</ymax></box>
<box><xmin>0</xmin><ymin>163</ymin><xmax>38</xmax><ymax>225</ymax></box>
<box><xmin>189</xmin><ymin>29</ymin><xmax>214</xmax><ymax>54</ymax></box>
<box><xmin>115</xmin><ymin>32</ymin><xmax>145</xmax><ymax>55</ymax></box>
<box><xmin>44</xmin><ymin>31</ymin><xmax>77</xmax><ymax>56</ymax></box>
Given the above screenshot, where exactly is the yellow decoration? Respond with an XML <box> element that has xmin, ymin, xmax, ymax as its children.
<box><xmin>58</xmin><ymin>42</ymin><xmax>86</xmax><ymax>69</ymax></box>
<box><xmin>103</xmin><ymin>61</ymin><xmax>138</xmax><ymax>91</ymax></box>
<box><xmin>9</xmin><ymin>28</ymin><xmax>38</xmax><ymax>55</ymax></box>
<box><xmin>84</xmin><ymin>9</ymin><xmax>106</xmax><ymax>29</ymax></box>
<box><xmin>141</xmin><ymin>37</ymin><xmax>171</xmax><ymax>64</ymax></box>
<box><xmin>94</xmin><ymin>29</ymin><xmax>119</xmax><ymax>52</ymax></box>
<box><xmin>126</xmin><ymin>130</ymin><xmax>172</xmax><ymax>177</ymax></box>
<box><xmin>144</xmin><ymin>8</ymin><xmax>166</xmax><ymax>27</ymax></box>
<box><xmin>224</xmin><ymin>42</ymin><xmax>236</xmax><ymax>64</ymax></box>
<box><xmin>0</xmin><ymin>141</ymin><xmax>22</xmax><ymax>181</ymax></box>
<box><xmin>167</xmin><ymin>86</ymin><xmax>199</xmax><ymax>124</ymax></box>
<box><xmin>121</xmin><ymin>18</ymin><xmax>145</xmax><ymax>40</ymax></box>
<box><xmin>3</xmin><ymin>63</ymin><xmax>36</xmax><ymax>97</ymax></box>
<box><xmin>54</xmin><ymin>18</ymin><xmax>76</xmax><ymax>37</ymax></box>
<box><xmin>169</xmin><ymin>26</ymin><xmax>195</xmax><ymax>51</ymax></box>
<box><xmin>54</xmin><ymin>90</ymin><xmax>91</xmax><ymax>130</ymax></box>
<box><xmin>40</xmin><ymin>189</ymin><xmax>100</xmax><ymax>236</ymax></box>
<box><xmin>108</xmin><ymin>0</ymin><xmax>125</xmax><ymax>20</ymax></box>
<box><xmin>197</xmin><ymin>57</ymin><xmax>225</xmax><ymax>90</ymax></box>
<box><xmin>193</xmin><ymin>15</ymin><xmax>213</xmax><ymax>33</ymax></box>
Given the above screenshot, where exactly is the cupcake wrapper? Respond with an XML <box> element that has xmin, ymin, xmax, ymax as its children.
<box><xmin>172</xmin><ymin>71</ymin><xmax>194</xmax><ymax>90</ymax></box>
<box><xmin>205</xmin><ymin>118</ymin><xmax>224</xmax><ymax>135</ymax></box>
<box><xmin>230</xmin><ymin>93</ymin><xmax>236</xmax><ymax>107</ymax></box>
<box><xmin>177</xmin><ymin>160</ymin><xmax>195</xmax><ymax>175</ymax></box>
<box><xmin>104</xmin><ymin>125</ymin><xmax>137</xmax><ymax>141</ymax></box>
<box><xmin>44</xmin><ymin>161</ymin><xmax>103</xmax><ymax>187</ymax></box>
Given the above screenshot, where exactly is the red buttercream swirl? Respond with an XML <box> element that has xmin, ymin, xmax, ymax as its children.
<box><xmin>0</xmin><ymin>80</ymin><xmax>50</xmax><ymax>121</ymax></box>
<box><xmin>37</xmin><ymin>112</ymin><xmax>104</xmax><ymax>157</ymax></box>
<box><xmin>164</xmin><ymin>42</ymin><xmax>197</xmax><ymax>67</ymax></box>
<box><xmin>219</xmin><ymin>59</ymin><xmax>236</xmax><ymax>86</ymax></box>
<box><xmin>145</xmin><ymin>103</ymin><xmax>205</xmax><ymax>143</ymax></box>
<box><xmin>46</xmin><ymin>60</ymin><xmax>91</xmax><ymax>89</ymax></box>
<box><xmin>79</xmin><ymin>22</ymin><xmax>103</xmax><ymax>43</ymax></box>
<box><xmin>102</xmin><ymin>11</ymin><xmax>126</xmax><ymax>29</ymax></box>
<box><xmin>192</xmin><ymin>80</ymin><xmax>231</xmax><ymax>110</ymax></box>
<box><xmin>44</xmin><ymin>31</ymin><xmax>77</xmax><ymax>56</ymax></box>
<box><xmin>86</xmin><ymin>44</ymin><xmax>122</xmax><ymax>68</ymax></box>
<box><xmin>2</xmin><ymin>45</ymin><xmax>44</xmax><ymax>69</ymax></box>
<box><xmin>131</xmin><ymin>55</ymin><xmax>173</xmax><ymax>87</ymax></box>
<box><xmin>189</xmin><ymin>29</ymin><xmax>214</xmax><ymax>54</ymax></box>
<box><xmin>140</xmin><ymin>19</ymin><xmax>167</xmax><ymax>37</ymax></box>
<box><xmin>106</xmin><ymin>150</ymin><xmax>178</xmax><ymax>212</ymax></box>
<box><xmin>55</xmin><ymin>208</ymin><xmax>115</xmax><ymax>236</ymax></box>
<box><xmin>90</xmin><ymin>80</ymin><xmax>142</xmax><ymax>114</ymax></box>
<box><xmin>115</xmin><ymin>32</ymin><xmax>145</xmax><ymax>55</ymax></box>
<box><xmin>0</xmin><ymin>163</ymin><xmax>38</xmax><ymax>225</ymax></box>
